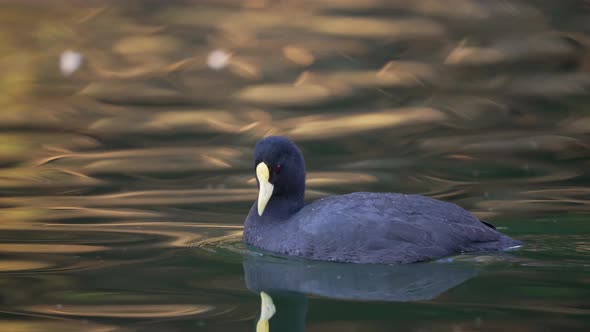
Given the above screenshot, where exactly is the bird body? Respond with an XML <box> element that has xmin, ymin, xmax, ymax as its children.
<box><xmin>244</xmin><ymin>136</ymin><xmax>522</xmax><ymax>264</ymax></box>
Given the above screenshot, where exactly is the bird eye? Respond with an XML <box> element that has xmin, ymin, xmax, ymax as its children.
<box><xmin>274</xmin><ymin>164</ymin><xmax>282</xmax><ymax>173</ymax></box>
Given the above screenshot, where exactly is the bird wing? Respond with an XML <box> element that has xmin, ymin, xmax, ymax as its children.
<box><xmin>295</xmin><ymin>193</ymin><xmax>503</xmax><ymax>263</ymax></box>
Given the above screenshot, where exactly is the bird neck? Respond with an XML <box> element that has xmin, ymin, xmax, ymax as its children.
<box><xmin>245</xmin><ymin>194</ymin><xmax>303</xmax><ymax>229</ymax></box>
<box><xmin>262</xmin><ymin>195</ymin><xmax>304</xmax><ymax>220</ymax></box>
<box><xmin>244</xmin><ymin>195</ymin><xmax>304</xmax><ymax>248</ymax></box>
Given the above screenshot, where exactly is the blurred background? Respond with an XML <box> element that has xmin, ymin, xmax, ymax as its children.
<box><xmin>1</xmin><ymin>1</ymin><xmax>590</xmax><ymax>331</ymax></box>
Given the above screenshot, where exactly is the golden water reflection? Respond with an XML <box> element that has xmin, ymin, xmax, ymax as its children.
<box><xmin>0</xmin><ymin>244</ymin><xmax>107</xmax><ymax>254</ymax></box>
<box><xmin>0</xmin><ymin>321</ymin><xmax>115</xmax><ymax>332</ymax></box>
<box><xmin>27</xmin><ymin>304</ymin><xmax>213</xmax><ymax>318</ymax></box>
<box><xmin>0</xmin><ymin>260</ymin><xmax>52</xmax><ymax>272</ymax></box>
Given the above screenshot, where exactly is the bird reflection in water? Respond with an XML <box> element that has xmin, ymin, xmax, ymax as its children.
<box><xmin>247</xmin><ymin>253</ymin><xmax>478</xmax><ymax>332</ymax></box>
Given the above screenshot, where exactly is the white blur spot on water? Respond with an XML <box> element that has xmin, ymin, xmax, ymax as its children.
<box><xmin>435</xmin><ymin>257</ymin><xmax>454</xmax><ymax>263</ymax></box>
<box><xmin>60</xmin><ymin>50</ymin><xmax>82</xmax><ymax>76</ymax></box>
<box><xmin>207</xmin><ymin>49</ymin><xmax>231</xmax><ymax>70</ymax></box>
<box><xmin>504</xmin><ymin>245</ymin><xmax>524</xmax><ymax>251</ymax></box>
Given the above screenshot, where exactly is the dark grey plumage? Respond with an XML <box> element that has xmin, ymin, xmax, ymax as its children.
<box><xmin>244</xmin><ymin>136</ymin><xmax>522</xmax><ymax>264</ymax></box>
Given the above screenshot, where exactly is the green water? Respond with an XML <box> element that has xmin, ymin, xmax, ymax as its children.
<box><xmin>1</xmin><ymin>1</ymin><xmax>590</xmax><ymax>331</ymax></box>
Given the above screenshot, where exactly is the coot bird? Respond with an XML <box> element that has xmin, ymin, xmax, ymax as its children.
<box><xmin>243</xmin><ymin>136</ymin><xmax>522</xmax><ymax>264</ymax></box>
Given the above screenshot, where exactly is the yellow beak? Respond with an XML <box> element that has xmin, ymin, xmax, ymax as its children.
<box><xmin>256</xmin><ymin>162</ymin><xmax>274</xmax><ymax>216</ymax></box>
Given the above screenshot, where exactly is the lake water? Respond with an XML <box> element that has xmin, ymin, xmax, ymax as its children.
<box><xmin>1</xmin><ymin>1</ymin><xmax>590</xmax><ymax>331</ymax></box>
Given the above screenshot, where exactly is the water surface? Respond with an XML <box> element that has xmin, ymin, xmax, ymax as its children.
<box><xmin>1</xmin><ymin>1</ymin><xmax>590</xmax><ymax>331</ymax></box>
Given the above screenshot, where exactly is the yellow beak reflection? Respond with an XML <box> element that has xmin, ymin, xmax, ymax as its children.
<box><xmin>256</xmin><ymin>162</ymin><xmax>274</xmax><ymax>216</ymax></box>
<box><xmin>256</xmin><ymin>291</ymin><xmax>276</xmax><ymax>332</ymax></box>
